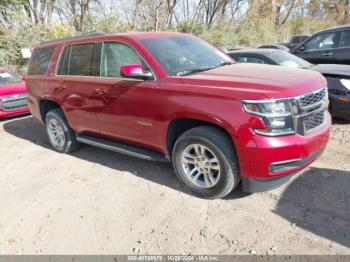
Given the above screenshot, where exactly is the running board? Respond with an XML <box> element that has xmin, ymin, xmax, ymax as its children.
<box><xmin>76</xmin><ymin>135</ymin><xmax>169</xmax><ymax>162</ymax></box>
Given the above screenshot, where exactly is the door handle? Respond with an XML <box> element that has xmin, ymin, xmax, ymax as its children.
<box><xmin>322</xmin><ymin>51</ymin><xmax>333</xmax><ymax>56</ymax></box>
<box><xmin>54</xmin><ymin>84</ymin><xmax>66</xmax><ymax>93</ymax></box>
<box><xmin>94</xmin><ymin>88</ymin><xmax>107</xmax><ymax>95</ymax></box>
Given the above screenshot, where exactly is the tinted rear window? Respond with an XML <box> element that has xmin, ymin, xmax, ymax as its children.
<box><xmin>57</xmin><ymin>46</ymin><xmax>71</xmax><ymax>75</ymax></box>
<box><xmin>28</xmin><ymin>47</ymin><xmax>54</xmax><ymax>75</ymax></box>
<box><xmin>68</xmin><ymin>43</ymin><xmax>94</xmax><ymax>76</ymax></box>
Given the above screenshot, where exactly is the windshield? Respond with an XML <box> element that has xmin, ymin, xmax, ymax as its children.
<box><xmin>0</xmin><ymin>70</ymin><xmax>22</xmax><ymax>85</ymax></box>
<box><xmin>140</xmin><ymin>36</ymin><xmax>233</xmax><ymax>76</ymax></box>
<box><xmin>267</xmin><ymin>50</ymin><xmax>312</xmax><ymax>69</ymax></box>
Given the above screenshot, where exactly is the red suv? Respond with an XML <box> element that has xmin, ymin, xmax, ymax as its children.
<box><xmin>27</xmin><ymin>32</ymin><xmax>331</xmax><ymax>199</ymax></box>
<box><xmin>0</xmin><ymin>68</ymin><xmax>29</xmax><ymax>118</ymax></box>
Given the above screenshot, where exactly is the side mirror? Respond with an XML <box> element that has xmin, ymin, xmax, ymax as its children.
<box><xmin>120</xmin><ymin>64</ymin><xmax>153</xmax><ymax>80</ymax></box>
<box><xmin>298</xmin><ymin>44</ymin><xmax>306</xmax><ymax>52</ymax></box>
<box><xmin>21</xmin><ymin>76</ymin><xmax>27</xmax><ymax>81</ymax></box>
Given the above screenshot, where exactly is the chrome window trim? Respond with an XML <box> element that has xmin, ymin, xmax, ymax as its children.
<box><xmin>54</xmin><ymin>40</ymin><xmax>157</xmax><ymax>82</ymax></box>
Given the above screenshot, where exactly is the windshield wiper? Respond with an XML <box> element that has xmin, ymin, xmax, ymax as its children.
<box><xmin>176</xmin><ymin>61</ymin><xmax>234</xmax><ymax>77</ymax></box>
<box><xmin>177</xmin><ymin>66</ymin><xmax>217</xmax><ymax>76</ymax></box>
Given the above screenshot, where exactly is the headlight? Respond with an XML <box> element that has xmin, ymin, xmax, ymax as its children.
<box><xmin>242</xmin><ymin>99</ymin><xmax>295</xmax><ymax>136</ymax></box>
<box><xmin>340</xmin><ymin>79</ymin><xmax>350</xmax><ymax>91</ymax></box>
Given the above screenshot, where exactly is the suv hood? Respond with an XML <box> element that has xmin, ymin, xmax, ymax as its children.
<box><xmin>0</xmin><ymin>81</ymin><xmax>26</xmax><ymax>97</ymax></box>
<box><xmin>180</xmin><ymin>63</ymin><xmax>326</xmax><ymax>100</ymax></box>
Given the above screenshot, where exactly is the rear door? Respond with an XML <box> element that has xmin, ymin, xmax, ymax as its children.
<box><xmin>56</xmin><ymin>42</ymin><xmax>101</xmax><ymax>134</ymax></box>
<box><xmin>295</xmin><ymin>31</ymin><xmax>341</xmax><ymax>64</ymax></box>
<box><xmin>93</xmin><ymin>41</ymin><xmax>161</xmax><ymax>150</ymax></box>
<box><xmin>334</xmin><ymin>29</ymin><xmax>350</xmax><ymax>65</ymax></box>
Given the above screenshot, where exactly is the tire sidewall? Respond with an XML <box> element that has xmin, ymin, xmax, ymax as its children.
<box><xmin>173</xmin><ymin>135</ymin><xmax>234</xmax><ymax>198</ymax></box>
<box><xmin>45</xmin><ymin>111</ymin><xmax>71</xmax><ymax>153</ymax></box>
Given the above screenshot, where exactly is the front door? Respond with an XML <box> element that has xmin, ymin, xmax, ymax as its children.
<box><xmin>93</xmin><ymin>41</ymin><xmax>161</xmax><ymax>151</ymax></box>
<box><xmin>334</xmin><ymin>29</ymin><xmax>350</xmax><ymax>65</ymax></box>
<box><xmin>294</xmin><ymin>31</ymin><xmax>341</xmax><ymax>64</ymax></box>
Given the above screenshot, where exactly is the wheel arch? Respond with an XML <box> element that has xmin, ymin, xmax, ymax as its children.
<box><xmin>166</xmin><ymin>117</ymin><xmax>237</xmax><ymax>158</ymax></box>
<box><xmin>39</xmin><ymin>98</ymin><xmax>62</xmax><ymax>123</ymax></box>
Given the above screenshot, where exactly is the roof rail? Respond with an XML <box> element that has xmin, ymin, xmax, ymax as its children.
<box><xmin>40</xmin><ymin>32</ymin><xmax>105</xmax><ymax>45</ymax></box>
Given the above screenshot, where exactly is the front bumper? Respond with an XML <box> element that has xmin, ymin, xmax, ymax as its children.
<box><xmin>329</xmin><ymin>94</ymin><xmax>350</xmax><ymax>120</ymax></box>
<box><xmin>0</xmin><ymin>107</ymin><xmax>30</xmax><ymax>118</ymax></box>
<box><xmin>237</xmin><ymin>111</ymin><xmax>331</xmax><ymax>193</ymax></box>
<box><xmin>242</xmin><ymin>147</ymin><xmax>324</xmax><ymax>192</ymax></box>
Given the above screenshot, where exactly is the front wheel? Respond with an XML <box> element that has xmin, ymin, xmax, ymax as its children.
<box><xmin>172</xmin><ymin>126</ymin><xmax>241</xmax><ymax>199</ymax></box>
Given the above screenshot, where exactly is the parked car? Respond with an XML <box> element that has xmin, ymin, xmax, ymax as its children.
<box><xmin>292</xmin><ymin>25</ymin><xmax>350</xmax><ymax>64</ymax></box>
<box><xmin>0</xmin><ymin>68</ymin><xmax>29</xmax><ymax>118</ymax></box>
<box><xmin>284</xmin><ymin>35</ymin><xmax>310</xmax><ymax>50</ymax></box>
<box><xmin>228</xmin><ymin>48</ymin><xmax>350</xmax><ymax>120</ymax></box>
<box><xmin>26</xmin><ymin>32</ymin><xmax>330</xmax><ymax>199</ymax></box>
<box><xmin>258</xmin><ymin>44</ymin><xmax>290</xmax><ymax>51</ymax></box>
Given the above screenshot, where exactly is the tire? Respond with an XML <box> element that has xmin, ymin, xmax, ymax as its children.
<box><xmin>45</xmin><ymin>108</ymin><xmax>80</xmax><ymax>153</ymax></box>
<box><xmin>172</xmin><ymin>126</ymin><xmax>241</xmax><ymax>199</ymax></box>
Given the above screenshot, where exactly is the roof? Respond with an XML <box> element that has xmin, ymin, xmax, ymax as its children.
<box><xmin>319</xmin><ymin>24</ymin><xmax>350</xmax><ymax>33</ymax></box>
<box><xmin>37</xmin><ymin>31</ymin><xmax>187</xmax><ymax>48</ymax></box>
<box><xmin>41</xmin><ymin>33</ymin><xmax>105</xmax><ymax>45</ymax></box>
<box><xmin>291</xmin><ymin>35</ymin><xmax>309</xmax><ymax>38</ymax></box>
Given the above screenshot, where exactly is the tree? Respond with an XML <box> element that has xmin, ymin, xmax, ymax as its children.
<box><xmin>274</xmin><ymin>0</ymin><xmax>296</xmax><ymax>28</ymax></box>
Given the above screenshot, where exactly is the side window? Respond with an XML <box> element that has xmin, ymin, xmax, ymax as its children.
<box><xmin>68</xmin><ymin>43</ymin><xmax>94</xmax><ymax>76</ymax></box>
<box><xmin>100</xmin><ymin>42</ymin><xmax>149</xmax><ymax>78</ymax></box>
<box><xmin>28</xmin><ymin>47</ymin><xmax>54</xmax><ymax>75</ymax></box>
<box><xmin>290</xmin><ymin>36</ymin><xmax>299</xmax><ymax>44</ymax></box>
<box><xmin>57</xmin><ymin>46</ymin><xmax>71</xmax><ymax>75</ymax></box>
<box><xmin>340</xmin><ymin>30</ymin><xmax>350</xmax><ymax>47</ymax></box>
<box><xmin>305</xmin><ymin>32</ymin><xmax>340</xmax><ymax>50</ymax></box>
<box><xmin>237</xmin><ymin>56</ymin><xmax>266</xmax><ymax>64</ymax></box>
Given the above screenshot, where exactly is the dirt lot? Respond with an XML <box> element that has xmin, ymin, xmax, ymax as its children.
<box><xmin>0</xmin><ymin>115</ymin><xmax>349</xmax><ymax>255</ymax></box>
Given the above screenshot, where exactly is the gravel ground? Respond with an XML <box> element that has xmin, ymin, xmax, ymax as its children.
<box><xmin>0</xmin><ymin>115</ymin><xmax>349</xmax><ymax>255</ymax></box>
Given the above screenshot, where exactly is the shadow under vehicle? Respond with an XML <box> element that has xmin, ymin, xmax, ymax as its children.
<box><xmin>274</xmin><ymin>167</ymin><xmax>350</xmax><ymax>248</ymax></box>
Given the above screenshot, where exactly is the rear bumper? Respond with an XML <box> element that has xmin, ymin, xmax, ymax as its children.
<box><xmin>0</xmin><ymin>107</ymin><xmax>30</xmax><ymax>118</ymax></box>
<box><xmin>236</xmin><ymin>112</ymin><xmax>331</xmax><ymax>192</ymax></box>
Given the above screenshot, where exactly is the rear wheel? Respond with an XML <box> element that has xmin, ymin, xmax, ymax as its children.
<box><xmin>45</xmin><ymin>108</ymin><xmax>80</xmax><ymax>153</ymax></box>
<box><xmin>172</xmin><ymin>126</ymin><xmax>241</xmax><ymax>199</ymax></box>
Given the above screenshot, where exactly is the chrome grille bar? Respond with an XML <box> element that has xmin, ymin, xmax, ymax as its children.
<box><xmin>0</xmin><ymin>94</ymin><xmax>28</xmax><ymax>112</ymax></box>
<box><xmin>292</xmin><ymin>88</ymin><xmax>328</xmax><ymax>135</ymax></box>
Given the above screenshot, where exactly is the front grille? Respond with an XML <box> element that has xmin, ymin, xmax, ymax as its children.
<box><xmin>0</xmin><ymin>94</ymin><xmax>28</xmax><ymax>111</ymax></box>
<box><xmin>293</xmin><ymin>88</ymin><xmax>327</xmax><ymax>135</ymax></box>
<box><xmin>299</xmin><ymin>88</ymin><xmax>326</xmax><ymax>107</ymax></box>
<box><xmin>303</xmin><ymin>111</ymin><xmax>325</xmax><ymax>131</ymax></box>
